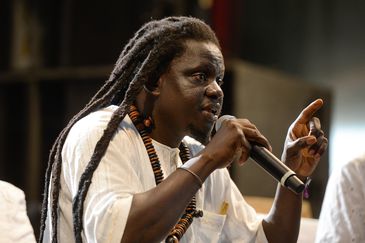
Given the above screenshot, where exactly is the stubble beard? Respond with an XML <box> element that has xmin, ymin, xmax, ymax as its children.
<box><xmin>187</xmin><ymin>124</ymin><xmax>213</xmax><ymax>145</ymax></box>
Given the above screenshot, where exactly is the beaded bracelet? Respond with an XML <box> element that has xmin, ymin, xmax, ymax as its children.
<box><xmin>178</xmin><ymin>167</ymin><xmax>203</xmax><ymax>187</ymax></box>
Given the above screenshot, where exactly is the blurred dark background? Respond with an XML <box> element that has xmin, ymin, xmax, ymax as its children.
<box><xmin>1</xmin><ymin>0</ymin><xmax>365</xmax><ymax>239</ymax></box>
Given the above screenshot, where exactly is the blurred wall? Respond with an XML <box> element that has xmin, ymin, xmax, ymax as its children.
<box><xmin>232</xmin><ymin>0</ymin><xmax>365</xmax><ymax>172</ymax></box>
<box><xmin>225</xmin><ymin>59</ymin><xmax>331</xmax><ymax>218</ymax></box>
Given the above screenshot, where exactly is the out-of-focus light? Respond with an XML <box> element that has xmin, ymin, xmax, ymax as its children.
<box><xmin>198</xmin><ymin>0</ymin><xmax>213</xmax><ymax>10</ymax></box>
<box><xmin>330</xmin><ymin>125</ymin><xmax>365</xmax><ymax>173</ymax></box>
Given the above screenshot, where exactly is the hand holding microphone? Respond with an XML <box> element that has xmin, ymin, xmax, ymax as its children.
<box><xmin>215</xmin><ymin>115</ymin><xmax>305</xmax><ymax>194</ymax></box>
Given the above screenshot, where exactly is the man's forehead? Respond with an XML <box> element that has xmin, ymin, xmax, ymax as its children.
<box><xmin>180</xmin><ymin>40</ymin><xmax>225</xmax><ymax>69</ymax></box>
<box><xmin>183</xmin><ymin>40</ymin><xmax>222</xmax><ymax>56</ymax></box>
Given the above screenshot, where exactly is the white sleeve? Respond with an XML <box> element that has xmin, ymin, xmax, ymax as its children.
<box><xmin>0</xmin><ymin>181</ymin><xmax>36</xmax><ymax>243</ymax></box>
<box><xmin>61</xmin><ymin>119</ymin><xmax>148</xmax><ymax>243</ymax></box>
<box><xmin>315</xmin><ymin>159</ymin><xmax>365</xmax><ymax>243</ymax></box>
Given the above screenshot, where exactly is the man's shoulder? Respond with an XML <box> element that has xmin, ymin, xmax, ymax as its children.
<box><xmin>71</xmin><ymin>105</ymin><xmax>133</xmax><ymax>133</ymax></box>
<box><xmin>65</xmin><ymin>106</ymin><xmax>137</xmax><ymax>146</ymax></box>
<box><xmin>74</xmin><ymin>105</ymin><xmax>118</xmax><ymax>129</ymax></box>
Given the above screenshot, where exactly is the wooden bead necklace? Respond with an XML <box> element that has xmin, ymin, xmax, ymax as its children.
<box><xmin>128</xmin><ymin>105</ymin><xmax>203</xmax><ymax>242</ymax></box>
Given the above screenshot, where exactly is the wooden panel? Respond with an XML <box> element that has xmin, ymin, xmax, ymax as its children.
<box><xmin>226</xmin><ymin>59</ymin><xmax>332</xmax><ymax>218</ymax></box>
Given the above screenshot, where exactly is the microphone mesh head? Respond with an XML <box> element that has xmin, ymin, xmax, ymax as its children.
<box><xmin>215</xmin><ymin>115</ymin><xmax>236</xmax><ymax>131</ymax></box>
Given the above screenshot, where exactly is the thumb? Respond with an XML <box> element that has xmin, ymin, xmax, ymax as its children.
<box><xmin>286</xmin><ymin>136</ymin><xmax>317</xmax><ymax>156</ymax></box>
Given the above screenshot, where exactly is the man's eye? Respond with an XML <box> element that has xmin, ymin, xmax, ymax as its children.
<box><xmin>193</xmin><ymin>73</ymin><xmax>208</xmax><ymax>83</ymax></box>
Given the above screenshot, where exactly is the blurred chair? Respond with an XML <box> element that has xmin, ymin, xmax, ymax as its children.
<box><xmin>247</xmin><ymin>195</ymin><xmax>318</xmax><ymax>243</ymax></box>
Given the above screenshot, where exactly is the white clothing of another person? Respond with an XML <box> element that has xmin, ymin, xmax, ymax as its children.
<box><xmin>315</xmin><ymin>155</ymin><xmax>365</xmax><ymax>243</ymax></box>
<box><xmin>0</xmin><ymin>180</ymin><xmax>36</xmax><ymax>243</ymax></box>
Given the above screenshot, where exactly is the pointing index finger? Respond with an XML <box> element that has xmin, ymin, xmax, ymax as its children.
<box><xmin>295</xmin><ymin>99</ymin><xmax>323</xmax><ymax>125</ymax></box>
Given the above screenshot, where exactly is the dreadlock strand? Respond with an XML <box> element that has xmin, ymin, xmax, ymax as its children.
<box><xmin>50</xmin><ymin>129</ymin><xmax>71</xmax><ymax>243</ymax></box>
<box><xmin>72</xmin><ymin>106</ymin><xmax>130</xmax><ymax>243</ymax></box>
<box><xmin>40</xmin><ymin>120</ymin><xmax>80</xmax><ymax>243</ymax></box>
<box><xmin>73</xmin><ymin>18</ymin><xmax>219</xmax><ymax>237</ymax></box>
<box><xmin>86</xmin><ymin>35</ymin><xmax>156</xmax><ymax>107</ymax></box>
<box><xmin>50</xmin><ymin>165</ymin><xmax>61</xmax><ymax>242</ymax></box>
<box><xmin>40</xmin><ymin>16</ymin><xmax>220</xmax><ymax>243</ymax></box>
<box><xmin>38</xmin><ymin>134</ymin><xmax>61</xmax><ymax>243</ymax></box>
<box><xmin>114</xmin><ymin>20</ymin><xmax>158</xmax><ymax>68</ymax></box>
<box><xmin>41</xmin><ymin>123</ymin><xmax>83</xmax><ymax>243</ymax></box>
<box><xmin>95</xmin><ymin>42</ymin><xmax>155</xmax><ymax>105</ymax></box>
<box><xmin>40</xmin><ymin>30</ymin><xmax>158</xmax><ymax>243</ymax></box>
<box><xmin>72</xmin><ymin>48</ymin><xmax>155</xmax><ymax>241</ymax></box>
<box><xmin>80</xmin><ymin>21</ymin><xmax>159</xmax><ymax>108</ymax></box>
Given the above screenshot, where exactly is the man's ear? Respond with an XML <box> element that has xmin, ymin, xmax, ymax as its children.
<box><xmin>144</xmin><ymin>76</ymin><xmax>164</xmax><ymax>96</ymax></box>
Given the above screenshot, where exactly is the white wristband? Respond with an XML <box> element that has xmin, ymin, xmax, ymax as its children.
<box><xmin>280</xmin><ymin>171</ymin><xmax>296</xmax><ymax>187</ymax></box>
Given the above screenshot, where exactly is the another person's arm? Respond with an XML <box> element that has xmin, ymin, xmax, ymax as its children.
<box><xmin>315</xmin><ymin>157</ymin><xmax>365</xmax><ymax>242</ymax></box>
<box><xmin>0</xmin><ymin>181</ymin><xmax>36</xmax><ymax>243</ymax></box>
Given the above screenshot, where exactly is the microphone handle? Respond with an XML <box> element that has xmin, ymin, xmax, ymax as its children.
<box><xmin>250</xmin><ymin>145</ymin><xmax>305</xmax><ymax>194</ymax></box>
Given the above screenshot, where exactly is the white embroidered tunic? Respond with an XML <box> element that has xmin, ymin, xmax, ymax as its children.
<box><xmin>44</xmin><ymin>105</ymin><xmax>268</xmax><ymax>243</ymax></box>
<box><xmin>316</xmin><ymin>155</ymin><xmax>365</xmax><ymax>243</ymax></box>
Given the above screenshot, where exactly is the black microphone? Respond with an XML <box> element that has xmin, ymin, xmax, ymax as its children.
<box><xmin>215</xmin><ymin>115</ymin><xmax>305</xmax><ymax>194</ymax></box>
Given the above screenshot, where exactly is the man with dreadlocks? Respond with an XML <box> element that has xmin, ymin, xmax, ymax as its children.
<box><xmin>40</xmin><ymin>16</ymin><xmax>328</xmax><ymax>243</ymax></box>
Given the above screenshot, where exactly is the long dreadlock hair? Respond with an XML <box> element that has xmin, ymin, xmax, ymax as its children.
<box><xmin>39</xmin><ymin>16</ymin><xmax>220</xmax><ymax>243</ymax></box>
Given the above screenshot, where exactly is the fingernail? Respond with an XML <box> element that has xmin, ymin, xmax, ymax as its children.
<box><xmin>309</xmin><ymin>149</ymin><xmax>315</xmax><ymax>155</ymax></box>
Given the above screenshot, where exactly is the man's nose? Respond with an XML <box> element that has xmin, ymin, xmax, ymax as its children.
<box><xmin>205</xmin><ymin>81</ymin><xmax>224</xmax><ymax>100</ymax></box>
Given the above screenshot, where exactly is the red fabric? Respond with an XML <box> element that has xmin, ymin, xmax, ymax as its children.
<box><xmin>212</xmin><ymin>0</ymin><xmax>234</xmax><ymax>56</ymax></box>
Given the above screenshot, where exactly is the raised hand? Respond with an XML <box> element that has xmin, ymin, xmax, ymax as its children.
<box><xmin>281</xmin><ymin>99</ymin><xmax>328</xmax><ymax>177</ymax></box>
